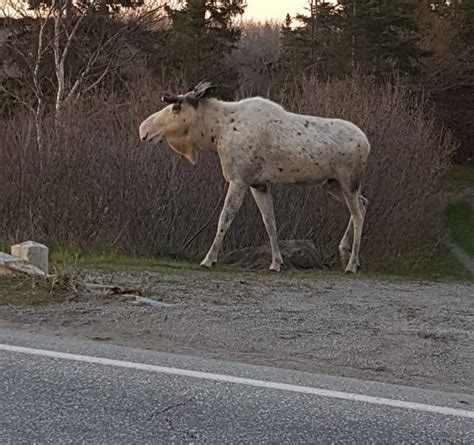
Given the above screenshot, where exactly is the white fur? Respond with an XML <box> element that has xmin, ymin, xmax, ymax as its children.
<box><xmin>140</xmin><ymin>95</ymin><xmax>370</xmax><ymax>272</ymax></box>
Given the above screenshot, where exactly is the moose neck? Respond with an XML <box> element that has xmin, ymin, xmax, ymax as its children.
<box><xmin>193</xmin><ymin>99</ymin><xmax>231</xmax><ymax>154</ymax></box>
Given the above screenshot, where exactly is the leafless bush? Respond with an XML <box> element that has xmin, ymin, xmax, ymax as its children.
<box><xmin>0</xmin><ymin>74</ymin><xmax>456</xmax><ymax>267</ymax></box>
<box><xmin>233</xmin><ymin>20</ymin><xmax>280</xmax><ymax>96</ymax></box>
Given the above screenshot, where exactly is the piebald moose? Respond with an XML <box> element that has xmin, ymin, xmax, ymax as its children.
<box><xmin>139</xmin><ymin>82</ymin><xmax>370</xmax><ymax>273</ymax></box>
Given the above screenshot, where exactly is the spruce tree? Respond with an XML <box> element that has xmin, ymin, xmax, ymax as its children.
<box><xmin>162</xmin><ymin>0</ymin><xmax>246</xmax><ymax>94</ymax></box>
<box><xmin>278</xmin><ymin>1</ymin><xmax>344</xmax><ymax>80</ymax></box>
<box><xmin>454</xmin><ymin>0</ymin><xmax>474</xmax><ymax>53</ymax></box>
<box><xmin>338</xmin><ymin>0</ymin><xmax>428</xmax><ymax>78</ymax></box>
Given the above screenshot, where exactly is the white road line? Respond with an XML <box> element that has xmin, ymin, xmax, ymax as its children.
<box><xmin>1</xmin><ymin>343</ymin><xmax>473</xmax><ymax>419</ymax></box>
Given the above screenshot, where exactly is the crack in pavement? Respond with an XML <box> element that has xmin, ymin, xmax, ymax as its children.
<box><xmin>149</xmin><ymin>396</ymin><xmax>200</xmax><ymax>440</ymax></box>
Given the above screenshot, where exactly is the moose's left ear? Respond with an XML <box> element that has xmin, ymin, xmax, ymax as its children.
<box><xmin>195</xmin><ymin>81</ymin><xmax>216</xmax><ymax>99</ymax></box>
<box><xmin>188</xmin><ymin>81</ymin><xmax>216</xmax><ymax>101</ymax></box>
<box><xmin>162</xmin><ymin>94</ymin><xmax>180</xmax><ymax>104</ymax></box>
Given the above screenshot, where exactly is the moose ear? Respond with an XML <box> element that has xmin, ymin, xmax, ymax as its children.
<box><xmin>162</xmin><ymin>94</ymin><xmax>180</xmax><ymax>104</ymax></box>
<box><xmin>191</xmin><ymin>81</ymin><xmax>216</xmax><ymax>100</ymax></box>
<box><xmin>183</xmin><ymin>81</ymin><xmax>216</xmax><ymax>108</ymax></box>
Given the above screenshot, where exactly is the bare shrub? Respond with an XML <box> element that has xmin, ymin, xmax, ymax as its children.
<box><xmin>233</xmin><ymin>20</ymin><xmax>280</xmax><ymax>96</ymax></box>
<box><xmin>0</xmin><ymin>75</ymin><xmax>456</xmax><ymax>267</ymax></box>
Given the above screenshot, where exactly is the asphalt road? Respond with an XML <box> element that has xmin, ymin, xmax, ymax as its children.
<box><xmin>0</xmin><ymin>328</ymin><xmax>473</xmax><ymax>444</ymax></box>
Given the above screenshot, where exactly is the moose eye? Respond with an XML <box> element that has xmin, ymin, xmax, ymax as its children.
<box><xmin>172</xmin><ymin>103</ymin><xmax>182</xmax><ymax>114</ymax></box>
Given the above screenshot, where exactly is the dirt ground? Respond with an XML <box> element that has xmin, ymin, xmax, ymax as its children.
<box><xmin>0</xmin><ymin>267</ymin><xmax>473</xmax><ymax>394</ymax></box>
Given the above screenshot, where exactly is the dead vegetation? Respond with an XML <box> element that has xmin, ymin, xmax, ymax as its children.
<box><xmin>0</xmin><ymin>74</ymin><xmax>456</xmax><ymax>268</ymax></box>
<box><xmin>0</xmin><ymin>274</ymin><xmax>74</xmax><ymax>307</ymax></box>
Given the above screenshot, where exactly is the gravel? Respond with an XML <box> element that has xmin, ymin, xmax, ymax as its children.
<box><xmin>0</xmin><ymin>267</ymin><xmax>472</xmax><ymax>394</ymax></box>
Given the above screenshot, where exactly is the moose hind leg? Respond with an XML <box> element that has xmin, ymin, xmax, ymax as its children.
<box><xmin>322</xmin><ymin>179</ymin><xmax>353</xmax><ymax>269</ymax></box>
<box><xmin>250</xmin><ymin>184</ymin><xmax>283</xmax><ymax>272</ymax></box>
<box><xmin>200</xmin><ymin>182</ymin><xmax>247</xmax><ymax>268</ymax></box>
<box><xmin>342</xmin><ymin>189</ymin><xmax>365</xmax><ymax>273</ymax></box>
<box><xmin>334</xmin><ymin>196</ymin><xmax>367</xmax><ymax>269</ymax></box>
<box><xmin>339</xmin><ymin>219</ymin><xmax>354</xmax><ymax>269</ymax></box>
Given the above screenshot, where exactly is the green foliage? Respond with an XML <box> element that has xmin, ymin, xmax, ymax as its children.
<box><xmin>426</xmin><ymin>0</ymin><xmax>473</xmax><ymax>56</ymax></box>
<box><xmin>368</xmin><ymin>248</ymin><xmax>473</xmax><ymax>282</ymax></box>
<box><xmin>340</xmin><ymin>0</ymin><xmax>429</xmax><ymax>77</ymax></box>
<box><xmin>278</xmin><ymin>0</ymin><xmax>428</xmax><ymax>82</ymax></box>
<box><xmin>453</xmin><ymin>0</ymin><xmax>474</xmax><ymax>60</ymax></box>
<box><xmin>50</xmin><ymin>249</ymin><xmax>194</xmax><ymax>270</ymax></box>
<box><xmin>445</xmin><ymin>201</ymin><xmax>474</xmax><ymax>259</ymax></box>
<box><xmin>447</xmin><ymin>165</ymin><xmax>474</xmax><ymax>185</ymax></box>
<box><xmin>279</xmin><ymin>1</ymin><xmax>347</xmax><ymax>80</ymax></box>
<box><xmin>425</xmin><ymin>0</ymin><xmax>474</xmax><ymax>165</ymax></box>
<box><xmin>47</xmin><ymin>248</ymin><xmax>473</xmax><ymax>282</ymax></box>
<box><xmin>158</xmin><ymin>0</ymin><xmax>246</xmax><ymax>95</ymax></box>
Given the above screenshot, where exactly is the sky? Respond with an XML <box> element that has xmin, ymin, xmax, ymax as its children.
<box><xmin>245</xmin><ymin>0</ymin><xmax>310</xmax><ymax>22</ymax></box>
<box><xmin>0</xmin><ymin>1</ymin><xmax>332</xmax><ymax>22</ymax></box>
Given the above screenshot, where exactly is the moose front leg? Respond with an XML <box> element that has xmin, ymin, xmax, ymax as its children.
<box><xmin>200</xmin><ymin>181</ymin><xmax>247</xmax><ymax>268</ymax></box>
<box><xmin>250</xmin><ymin>185</ymin><xmax>283</xmax><ymax>272</ymax></box>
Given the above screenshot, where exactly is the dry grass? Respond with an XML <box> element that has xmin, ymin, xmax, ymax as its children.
<box><xmin>0</xmin><ymin>274</ymin><xmax>73</xmax><ymax>306</ymax></box>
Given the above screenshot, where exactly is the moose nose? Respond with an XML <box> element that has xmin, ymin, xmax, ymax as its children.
<box><xmin>139</xmin><ymin>121</ymin><xmax>150</xmax><ymax>142</ymax></box>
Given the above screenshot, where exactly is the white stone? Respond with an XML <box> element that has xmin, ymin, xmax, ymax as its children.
<box><xmin>0</xmin><ymin>252</ymin><xmax>47</xmax><ymax>277</ymax></box>
<box><xmin>0</xmin><ymin>252</ymin><xmax>16</xmax><ymax>276</ymax></box>
<box><xmin>11</xmin><ymin>241</ymin><xmax>49</xmax><ymax>274</ymax></box>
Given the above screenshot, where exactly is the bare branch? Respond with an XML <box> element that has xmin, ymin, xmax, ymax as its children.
<box><xmin>0</xmin><ymin>84</ymin><xmax>35</xmax><ymax>113</ymax></box>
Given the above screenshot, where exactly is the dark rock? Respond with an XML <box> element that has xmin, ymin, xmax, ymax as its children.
<box><xmin>222</xmin><ymin>240</ymin><xmax>325</xmax><ymax>270</ymax></box>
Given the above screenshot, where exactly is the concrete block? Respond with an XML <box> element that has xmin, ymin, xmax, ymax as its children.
<box><xmin>11</xmin><ymin>241</ymin><xmax>49</xmax><ymax>274</ymax></box>
<box><xmin>0</xmin><ymin>252</ymin><xmax>47</xmax><ymax>277</ymax></box>
<box><xmin>0</xmin><ymin>253</ymin><xmax>16</xmax><ymax>276</ymax></box>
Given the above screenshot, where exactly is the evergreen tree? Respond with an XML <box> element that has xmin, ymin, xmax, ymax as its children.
<box><xmin>278</xmin><ymin>1</ymin><xmax>344</xmax><ymax>80</ymax></box>
<box><xmin>162</xmin><ymin>0</ymin><xmax>246</xmax><ymax>94</ymax></box>
<box><xmin>454</xmin><ymin>0</ymin><xmax>474</xmax><ymax>54</ymax></box>
<box><xmin>426</xmin><ymin>0</ymin><xmax>474</xmax><ymax>163</ymax></box>
<box><xmin>338</xmin><ymin>0</ymin><xmax>429</xmax><ymax>78</ymax></box>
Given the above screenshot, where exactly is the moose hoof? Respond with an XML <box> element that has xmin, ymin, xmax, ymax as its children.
<box><xmin>269</xmin><ymin>263</ymin><xmax>282</xmax><ymax>272</ymax></box>
<box><xmin>200</xmin><ymin>259</ymin><xmax>216</xmax><ymax>268</ymax></box>
<box><xmin>344</xmin><ymin>262</ymin><xmax>360</xmax><ymax>274</ymax></box>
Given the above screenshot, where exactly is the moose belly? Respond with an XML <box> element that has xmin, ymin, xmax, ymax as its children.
<box><xmin>253</xmin><ymin>153</ymin><xmax>333</xmax><ymax>185</ymax></box>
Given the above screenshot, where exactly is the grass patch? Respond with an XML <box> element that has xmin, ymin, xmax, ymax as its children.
<box><xmin>1</xmin><ymin>246</ymin><xmax>470</xmax><ymax>308</ymax></box>
<box><xmin>51</xmin><ymin>249</ymin><xmax>195</xmax><ymax>271</ymax></box>
<box><xmin>52</xmin><ymin>246</ymin><xmax>472</xmax><ymax>283</ymax></box>
<box><xmin>367</xmin><ymin>247</ymin><xmax>473</xmax><ymax>282</ymax></box>
<box><xmin>445</xmin><ymin>201</ymin><xmax>474</xmax><ymax>259</ymax></box>
<box><xmin>0</xmin><ymin>276</ymin><xmax>71</xmax><ymax>306</ymax></box>
<box><xmin>447</xmin><ymin>165</ymin><xmax>474</xmax><ymax>186</ymax></box>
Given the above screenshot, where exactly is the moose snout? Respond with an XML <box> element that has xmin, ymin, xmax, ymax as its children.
<box><xmin>139</xmin><ymin>122</ymin><xmax>149</xmax><ymax>142</ymax></box>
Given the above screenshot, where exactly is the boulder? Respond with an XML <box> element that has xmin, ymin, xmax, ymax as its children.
<box><xmin>222</xmin><ymin>239</ymin><xmax>325</xmax><ymax>270</ymax></box>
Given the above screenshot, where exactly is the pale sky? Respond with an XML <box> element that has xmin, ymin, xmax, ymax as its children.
<box><xmin>245</xmin><ymin>0</ymin><xmax>310</xmax><ymax>22</ymax></box>
<box><xmin>1</xmin><ymin>1</ymin><xmax>333</xmax><ymax>22</ymax></box>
